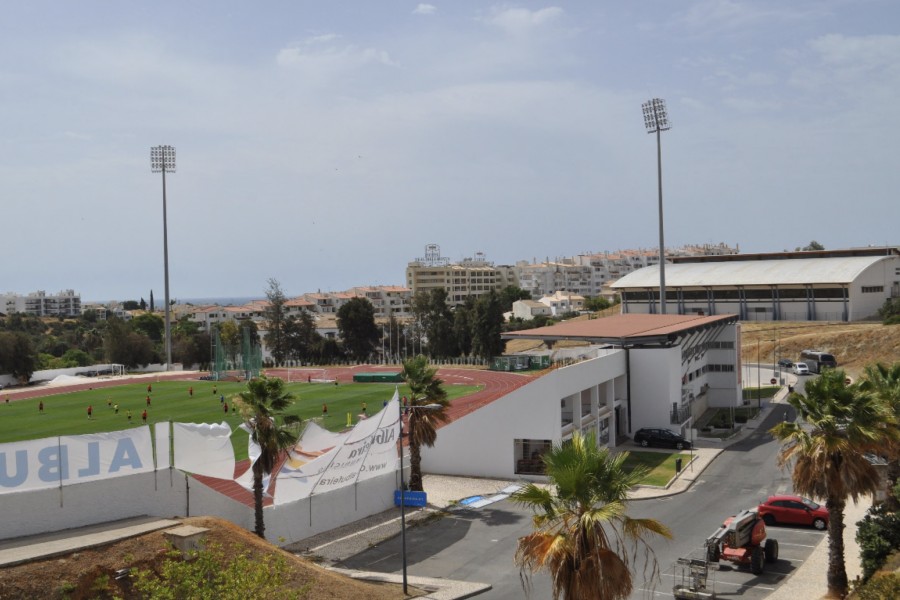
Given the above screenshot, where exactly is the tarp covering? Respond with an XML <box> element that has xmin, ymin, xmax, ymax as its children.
<box><xmin>172</xmin><ymin>421</ymin><xmax>235</xmax><ymax>480</ymax></box>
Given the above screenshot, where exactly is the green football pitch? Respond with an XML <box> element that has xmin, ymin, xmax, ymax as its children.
<box><xmin>0</xmin><ymin>380</ymin><xmax>481</xmax><ymax>461</ymax></box>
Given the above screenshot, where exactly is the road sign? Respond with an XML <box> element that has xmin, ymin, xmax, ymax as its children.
<box><xmin>395</xmin><ymin>490</ymin><xmax>427</xmax><ymax>507</ymax></box>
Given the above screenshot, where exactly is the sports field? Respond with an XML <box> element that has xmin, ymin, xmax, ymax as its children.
<box><xmin>0</xmin><ymin>380</ymin><xmax>481</xmax><ymax>461</ymax></box>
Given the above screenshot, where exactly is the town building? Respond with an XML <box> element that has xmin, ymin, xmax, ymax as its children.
<box><xmin>406</xmin><ymin>244</ymin><xmax>518</xmax><ymax>306</ymax></box>
<box><xmin>538</xmin><ymin>290</ymin><xmax>586</xmax><ymax>315</ymax></box>
<box><xmin>0</xmin><ymin>290</ymin><xmax>82</xmax><ymax>317</ymax></box>
<box><xmin>611</xmin><ymin>246</ymin><xmax>900</xmax><ymax>322</ymax></box>
<box><xmin>423</xmin><ymin>313</ymin><xmax>741</xmax><ymax>480</ymax></box>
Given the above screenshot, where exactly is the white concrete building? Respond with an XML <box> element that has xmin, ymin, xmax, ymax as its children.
<box><xmin>423</xmin><ymin>313</ymin><xmax>741</xmax><ymax>480</ymax></box>
<box><xmin>406</xmin><ymin>245</ymin><xmax>518</xmax><ymax>306</ymax></box>
<box><xmin>538</xmin><ymin>290</ymin><xmax>586</xmax><ymax>315</ymax></box>
<box><xmin>0</xmin><ymin>289</ymin><xmax>82</xmax><ymax>317</ymax></box>
<box><xmin>511</xmin><ymin>299</ymin><xmax>552</xmax><ymax>321</ymax></box>
<box><xmin>612</xmin><ymin>247</ymin><xmax>900</xmax><ymax>322</ymax></box>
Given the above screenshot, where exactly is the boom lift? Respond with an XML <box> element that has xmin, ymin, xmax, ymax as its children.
<box><xmin>705</xmin><ymin>508</ymin><xmax>778</xmax><ymax>575</ymax></box>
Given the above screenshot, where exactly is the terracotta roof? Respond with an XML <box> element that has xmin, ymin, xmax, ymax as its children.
<box><xmin>502</xmin><ymin>313</ymin><xmax>737</xmax><ymax>346</ymax></box>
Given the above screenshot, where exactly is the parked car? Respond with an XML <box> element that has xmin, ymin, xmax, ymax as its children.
<box><xmin>633</xmin><ymin>428</ymin><xmax>692</xmax><ymax>450</ymax></box>
<box><xmin>792</xmin><ymin>362</ymin><xmax>810</xmax><ymax>375</ymax></box>
<box><xmin>757</xmin><ymin>495</ymin><xmax>829</xmax><ymax>530</ymax></box>
<box><xmin>777</xmin><ymin>358</ymin><xmax>793</xmax><ymax>368</ymax></box>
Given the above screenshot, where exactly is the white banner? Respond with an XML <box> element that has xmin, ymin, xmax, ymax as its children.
<box><xmin>0</xmin><ymin>427</ymin><xmax>154</xmax><ymax>494</ymax></box>
<box><xmin>274</xmin><ymin>393</ymin><xmax>400</xmax><ymax>505</ymax></box>
<box><xmin>173</xmin><ymin>422</ymin><xmax>235</xmax><ymax>480</ymax></box>
<box><xmin>154</xmin><ymin>422</ymin><xmax>170</xmax><ymax>469</ymax></box>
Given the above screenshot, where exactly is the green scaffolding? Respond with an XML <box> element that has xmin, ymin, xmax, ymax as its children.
<box><xmin>211</xmin><ymin>325</ymin><xmax>262</xmax><ymax>380</ymax></box>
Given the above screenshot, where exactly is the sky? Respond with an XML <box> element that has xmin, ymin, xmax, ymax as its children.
<box><xmin>2</xmin><ymin>1</ymin><xmax>899</xmax><ymax>302</ymax></box>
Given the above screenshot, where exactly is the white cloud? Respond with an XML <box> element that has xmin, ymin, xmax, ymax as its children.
<box><xmin>276</xmin><ymin>41</ymin><xmax>397</xmax><ymax>72</ymax></box>
<box><xmin>480</xmin><ymin>6</ymin><xmax>564</xmax><ymax>36</ymax></box>
<box><xmin>413</xmin><ymin>4</ymin><xmax>437</xmax><ymax>16</ymax></box>
<box><xmin>809</xmin><ymin>33</ymin><xmax>900</xmax><ymax>69</ymax></box>
<box><xmin>673</xmin><ymin>0</ymin><xmax>825</xmax><ymax>35</ymax></box>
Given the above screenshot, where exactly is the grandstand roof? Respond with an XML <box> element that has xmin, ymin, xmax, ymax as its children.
<box><xmin>611</xmin><ymin>255</ymin><xmax>891</xmax><ymax>288</ymax></box>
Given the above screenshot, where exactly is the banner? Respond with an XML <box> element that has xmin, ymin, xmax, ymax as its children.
<box><xmin>0</xmin><ymin>427</ymin><xmax>154</xmax><ymax>494</ymax></box>
<box><xmin>172</xmin><ymin>422</ymin><xmax>235</xmax><ymax>480</ymax></box>
<box><xmin>274</xmin><ymin>392</ymin><xmax>400</xmax><ymax>505</ymax></box>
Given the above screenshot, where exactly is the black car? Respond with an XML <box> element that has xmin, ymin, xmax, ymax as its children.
<box><xmin>633</xmin><ymin>428</ymin><xmax>692</xmax><ymax>450</ymax></box>
<box><xmin>777</xmin><ymin>358</ymin><xmax>793</xmax><ymax>368</ymax></box>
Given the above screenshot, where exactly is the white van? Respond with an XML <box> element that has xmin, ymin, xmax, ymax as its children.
<box><xmin>792</xmin><ymin>363</ymin><xmax>810</xmax><ymax>375</ymax></box>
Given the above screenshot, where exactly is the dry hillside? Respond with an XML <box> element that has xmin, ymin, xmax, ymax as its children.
<box><xmin>0</xmin><ymin>517</ymin><xmax>415</xmax><ymax>600</ymax></box>
<box><xmin>505</xmin><ymin>312</ymin><xmax>900</xmax><ymax>377</ymax></box>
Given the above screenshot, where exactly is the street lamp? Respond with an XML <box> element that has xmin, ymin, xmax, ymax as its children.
<box><xmin>151</xmin><ymin>145</ymin><xmax>175</xmax><ymax>371</ymax></box>
<box><xmin>642</xmin><ymin>98</ymin><xmax>671</xmax><ymax>315</ymax></box>
<box><xmin>398</xmin><ymin>401</ymin><xmax>441</xmax><ymax>594</ymax></box>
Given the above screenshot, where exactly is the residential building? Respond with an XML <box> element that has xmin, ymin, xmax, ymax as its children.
<box><xmin>0</xmin><ymin>290</ymin><xmax>82</xmax><ymax>317</ymax></box>
<box><xmin>538</xmin><ymin>290</ymin><xmax>586</xmax><ymax>315</ymax></box>
<box><xmin>511</xmin><ymin>299</ymin><xmax>552</xmax><ymax>321</ymax></box>
<box><xmin>406</xmin><ymin>244</ymin><xmax>518</xmax><ymax>306</ymax></box>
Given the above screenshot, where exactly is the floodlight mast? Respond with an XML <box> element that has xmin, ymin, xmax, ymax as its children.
<box><xmin>151</xmin><ymin>145</ymin><xmax>176</xmax><ymax>371</ymax></box>
<box><xmin>642</xmin><ymin>98</ymin><xmax>671</xmax><ymax>315</ymax></box>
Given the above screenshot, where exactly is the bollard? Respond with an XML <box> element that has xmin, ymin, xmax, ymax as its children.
<box><xmin>675</xmin><ymin>457</ymin><xmax>683</xmax><ymax>473</ymax></box>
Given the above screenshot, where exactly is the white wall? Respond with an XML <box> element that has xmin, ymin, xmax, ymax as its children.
<box><xmin>850</xmin><ymin>257</ymin><xmax>900</xmax><ymax>320</ymax></box>
<box><xmin>0</xmin><ymin>466</ymin><xmax>398</xmax><ymax>547</ymax></box>
<box><xmin>422</xmin><ymin>350</ymin><xmax>626</xmax><ymax>480</ymax></box>
<box><xmin>628</xmin><ymin>346</ymin><xmax>681</xmax><ymax>433</ymax></box>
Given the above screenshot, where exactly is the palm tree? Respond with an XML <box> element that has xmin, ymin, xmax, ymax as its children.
<box><xmin>400</xmin><ymin>355</ymin><xmax>450</xmax><ymax>492</ymax></box>
<box><xmin>857</xmin><ymin>361</ymin><xmax>900</xmax><ymax>511</ymax></box>
<box><xmin>770</xmin><ymin>368</ymin><xmax>899</xmax><ymax>598</ymax></box>
<box><xmin>234</xmin><ymin>376</ymin><xmax>301</xmax><ymax>538</ymax></box>
<box><xmin>511</xmin><ymin>432</ymin><xmax>672</xmax><ymax>600</ymax></box>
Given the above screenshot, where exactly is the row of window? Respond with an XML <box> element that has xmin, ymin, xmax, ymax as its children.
<box><xmin>862</xmin><ymin>286</ymin><xmax>884</xmax><ymax>293</ymax></box>
<box><xmin>624</xmin><ymin>287</ymin><xmax>849</xmax><ymax>302</ymax></box>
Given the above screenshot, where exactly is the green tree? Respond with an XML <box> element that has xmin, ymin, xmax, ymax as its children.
<box><xmin>122</xmin><ymin>300</ymin><xmax>140</xmax><ymax>310</ymax></box>
<box><xmin>770</xmin><ymin>368</ymin><xmax>899</xmax><ymax>598</ymax></box>
<box><xmin>104</xmin><ymin>317</ymin><xmax>157</xmax><ymax>367</ymax></box>
<box><xmin>263</xmin><ymin>278</ymin><xmax>290</xmax><ymax>366</ymax></box>
<box><xmin>410</xmin><ymin>289</ymin><xmax>456</xmax><ymax>358</ymax></box>
<box><xmin>511</xmin><ymin>432</ymin><xmax>672</xmax><ymax>600</ymax></box>
<box><xmin>584</xmin><ymin>296</ymin><xmax>612</xmax><ymax>312</ymax></box>
<box><xmin>0</xmin><ymin>332</ymin><xmax>38</xmax><ymax>381</ymax></box>
<box><xmin>472</xmin><ymin>290</ymin><xmax>506</xmax><ymax>359</ymax></box>
<box><xmin>796</xmin><ymin>240</ymin><xmax>825</xmax><ymax>251</ymax></box>
<box><xmin>284</xmin><ymin>312</ymin><xmax>321</xmax><ymax>364</ymax></box>
<box><xmin>234</xmin><ymin>376</ymin><xmax>301</xmax><ymax>538</ymax></box>
<box><xmin>499</xmin><ymin>285</ymin><xmax>532</xmax><ymax>311</ymax></box>
<box><xmin>217</xmin><ymin>320</ymin><xmax>241</xmax><ymax>364</ymax></box>
<box><xmin>857</xmin><ymin>362</ymin><xmax>900</xmax><ymax>511</ymax></box>
<box><xmin>401</xmin><ymin>355</ymin><xmax>450</xmax><ymax>491</ymax></box>
<box><xmin>336</xmin><ymin>297</ymin><xmax>380</xmax><ymax>361</ymax></box>
<box><xmin>132</xmin><ymin>312</ymin><xmax>165</xmax><ymax>343</ymax></box>
<box><xmin>453</xmin><ymin>297</ymin><xmax>475</xmax><ymax>356</ymax></box>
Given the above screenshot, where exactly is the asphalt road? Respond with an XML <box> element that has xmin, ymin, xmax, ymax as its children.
<box><xmin>340</xmin><ymin>384</ymin><xmax>821</xmax><ymax>599</ymax></box>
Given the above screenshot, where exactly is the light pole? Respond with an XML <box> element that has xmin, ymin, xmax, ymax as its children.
<box><xmin>151</xmin><ymin>145</ymin><xmax>176</xmax><ymax>371</ymax></box>
<box><xmin>398</xmin><ymin>401</ymin><xmax>441</xmax><ymax>594</ymax></box>
<box><xmin>642</xmin><ymin>98</ymin><xmax>671</xmax><ymax>314</ymax></box>
<box><xmin>756</xmin><ymin>338</ymin><xmax>761</xmax><ymax>411</ymax></box>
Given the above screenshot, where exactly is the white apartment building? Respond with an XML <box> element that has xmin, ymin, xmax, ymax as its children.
<box><xmin>516</xmin><ymin>244</ymin><xmax>738</xmax><ymax>299</ymax></box>
<box><xmin>0</xmin><ymin>290</ymin><xmax>82</xmax><ymax>317</ymax></box>
<box><xmin>538</xmin><ymin>290</ymin><xmax>586</xmax><ymax>315</ymax></box>
<box><xmin>406</xmin><ymin>245</ymin><xmax>518</xmax><ymax>306</ymax></box>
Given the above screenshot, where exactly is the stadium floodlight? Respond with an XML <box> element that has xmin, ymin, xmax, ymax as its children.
<box><xmin>151</xmin><ymin>145</ymin><xmax>176</xmax><ymax>371</ymax></box>
<box><xmin>642</xmin><ymin>98</ymin><xmax>671</xmax><ymax>314</ymax></box>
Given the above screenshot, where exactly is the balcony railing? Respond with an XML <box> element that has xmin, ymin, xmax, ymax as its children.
<box><xmin>670</xmin><ymin>405</ymin><xmax>692</xmax><ymax>425</ymax></box>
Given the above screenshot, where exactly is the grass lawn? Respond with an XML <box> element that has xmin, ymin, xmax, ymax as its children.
<box><xmin>0</xmin><ymin>380</ymin><xmax>481</xmax><ymax>461</ymax></box>
<box><xmin>621</xmin><ymin>450</ymin><xmax>691</xmax><ymax>487</ymax></box>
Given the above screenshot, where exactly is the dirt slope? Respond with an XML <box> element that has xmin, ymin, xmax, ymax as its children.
<box><xmin>0</xmin><ymin>517</ymin><xmax>414</xmax><ymax>600</ymax></box>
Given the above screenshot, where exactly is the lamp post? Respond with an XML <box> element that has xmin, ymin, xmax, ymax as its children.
<box><xmin>642</xmin><ymin>98</ymin><xmax>671</xmax><ymax>315</ymax></box>
<box><xmin>398</xmin><ymin>401</ymin><xmax>441</xmax><ymax>594</ymax></box>
<box><xmin>756</xmin><ymin>338</ymin><xmax>761</xmax><ymax>410</ymax></box>
<box><xmin>151</xmin><ymin>145</ymin><xmax>176</xmax><ymax>371</ymax></box>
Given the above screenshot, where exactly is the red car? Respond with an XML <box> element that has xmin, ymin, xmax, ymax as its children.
<box><xmin>757</xmin><ymin>495</ymin><xmax>829</xmax><ymax>530</ymax></box>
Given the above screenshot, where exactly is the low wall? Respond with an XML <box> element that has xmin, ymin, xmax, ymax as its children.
<box><xmin>0</xmin><ymin>467</ymin><xmax>399</xmax><ymax>546</ymax></box>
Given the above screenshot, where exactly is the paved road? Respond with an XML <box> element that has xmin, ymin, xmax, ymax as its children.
<box><xmin>340</xmin><ymin>397</ymin><xmax>824</xmax><ymax>599</ymax></box>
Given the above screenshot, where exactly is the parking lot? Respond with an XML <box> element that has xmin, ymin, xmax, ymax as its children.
<box><xmin>643</xmin><ymin>524</ymin><xmax>827</xmax><ymax>599</ymax></box>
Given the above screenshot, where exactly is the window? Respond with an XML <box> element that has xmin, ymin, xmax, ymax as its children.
<box><xmin>862</xmin><ymin>286</ymin><xmax>884</xmax><ymax>293</ymax></box>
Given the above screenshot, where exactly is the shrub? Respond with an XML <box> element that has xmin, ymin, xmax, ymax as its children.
<box><xmin>854</xmin><ymin>572</ymin><xmax>900</xmax><ymax>599</ymax></box>
<box><xmin>857</xmin><ymin>505</ymin><xmax>900</xmax><ymax>581</ymax></box>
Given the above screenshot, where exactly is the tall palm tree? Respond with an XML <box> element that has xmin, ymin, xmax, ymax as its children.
<box><xmin>401</xmin><ymin>355</ymin><xmax>450</xmax><ymax>492</ymax></box>
<box><xmin>234</xmin><ymin>376</ymin><xmax>301</xmax><ymax>538</ymax></box>
<box><xmin>770</xmin><ymin>368</ymin><xmax>899</xmax><ymax>598</ymax></box>
<box><xmin>857</xmin><ymin>361</ymin><xmax>900</xmax><ymax>511</ymax></box>
<box><xmin>511</xmin><ymin>432</ymin><xmax>672</xmax><ymax>600</ymax></box>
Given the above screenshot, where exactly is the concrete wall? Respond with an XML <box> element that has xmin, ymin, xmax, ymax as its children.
<box><xmin>629</xmin><ymin>346</ymin><xmax>681</xmax><ymax>433</ymax></box>
<box><xmin>421</xmin><ymin>349</ymin><xmax>626</xmax><ymax>480</ymax></box>
<box><xmin>0</xmin><ymin>466</ymin><xmax>398</xmax><ymax>547</ymax></box>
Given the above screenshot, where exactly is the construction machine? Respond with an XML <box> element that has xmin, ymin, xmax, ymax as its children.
<box><xmin>705</xmin><ymin>508</ymin><xmax>778</xmax><ymax>575</ymax></box>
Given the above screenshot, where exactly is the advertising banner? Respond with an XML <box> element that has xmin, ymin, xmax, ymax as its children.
<box><xmin>173</xmin><ymin>421</ymin><xmax>235</xmax><ymax>479</ymax></box>
<box><xmin>0</xmin><ymin>427</ymin><xmax>154</xmax><ymax>494</ymax></box>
